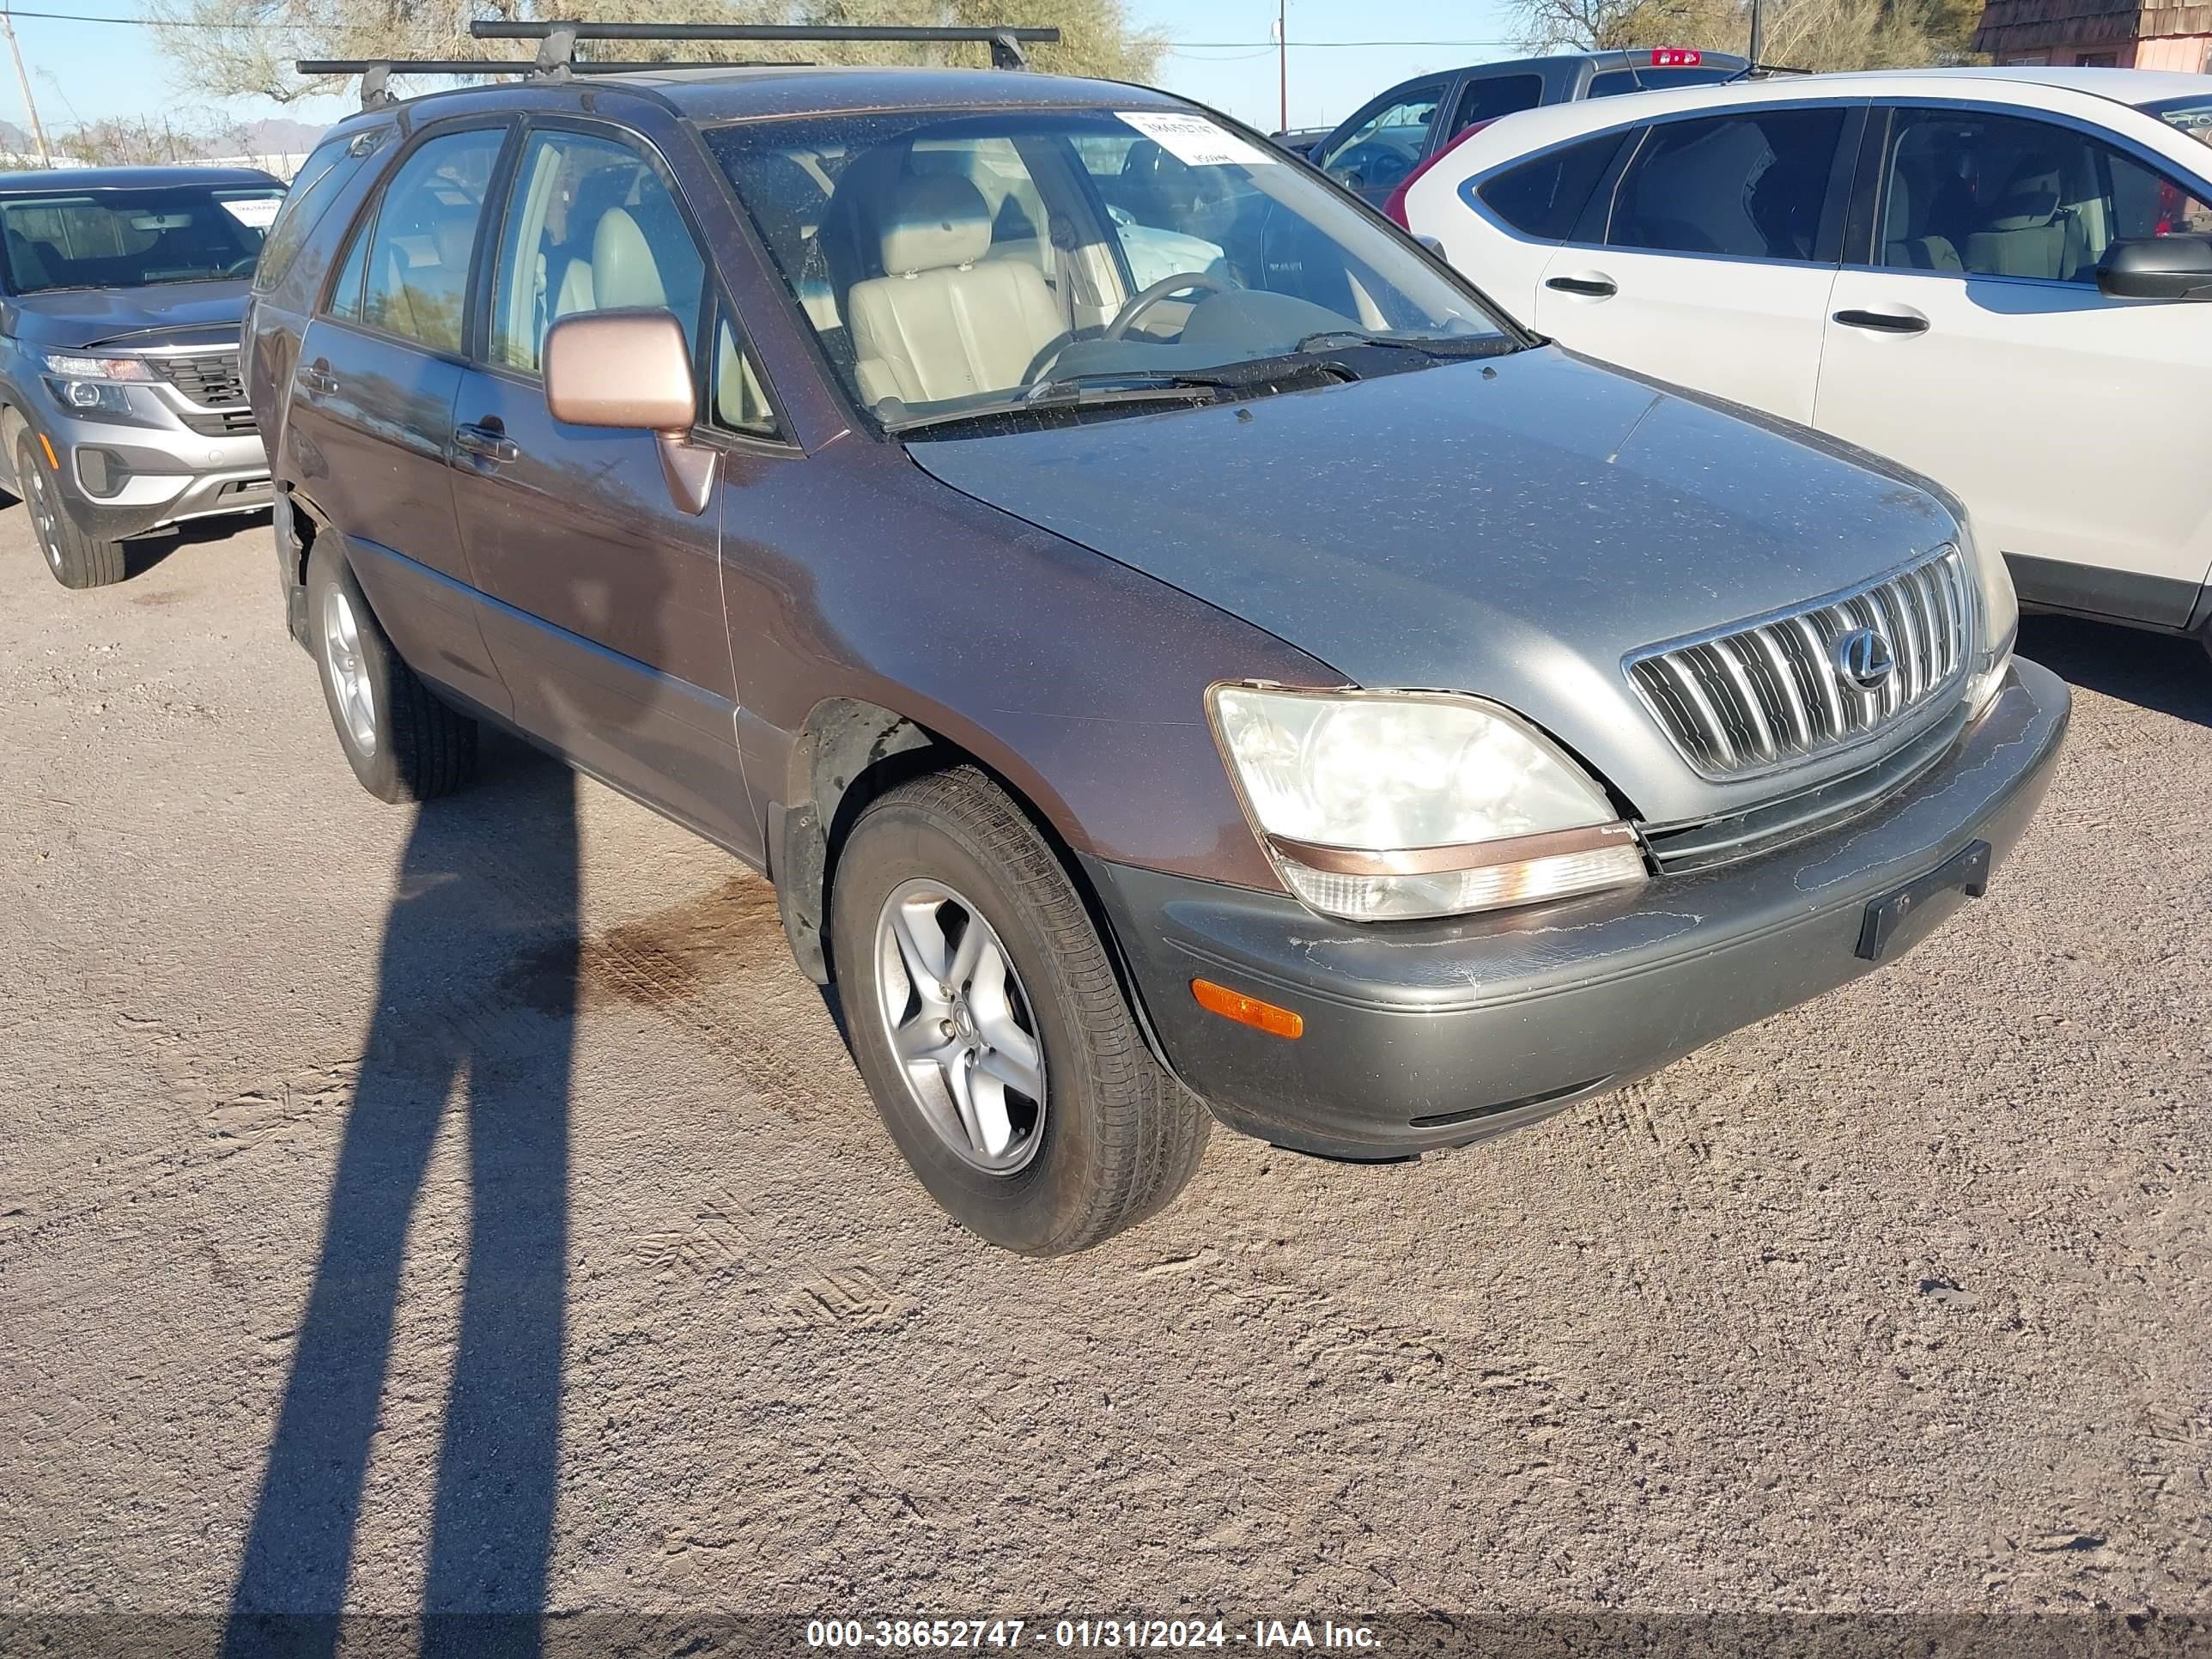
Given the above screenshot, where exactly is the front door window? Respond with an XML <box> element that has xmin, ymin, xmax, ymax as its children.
<box><xmin>1878</xmin><ymin>106</ymin><xmax>2212</xmax><ymax>281</ymax></box>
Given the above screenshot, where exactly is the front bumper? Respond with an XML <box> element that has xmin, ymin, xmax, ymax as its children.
<box><xmin>39</xmin><ymin>409</ymin><xmax>271</xmax><ymax>540</ymax></box>
<box><xmin>1085</xmin><ymin>658</ymin><xmax>2070</xmax><ymax>1160</ymax></box>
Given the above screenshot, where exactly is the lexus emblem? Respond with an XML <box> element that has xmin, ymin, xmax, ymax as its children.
<box><xmin>1833</xmin><ymin>626</ymin><xmax>1895</xmax><ymax>692</ymax></box>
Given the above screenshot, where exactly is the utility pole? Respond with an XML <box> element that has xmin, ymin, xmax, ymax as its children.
<box><xmin>1</xmin><ymin>3</ymin><xmax>51</xmax><ymax>167</ymax></box>
<box><xmin>1275</xmin><ymin>0</ymin><xmax>1287</xmax><ymax>133</ymax></box>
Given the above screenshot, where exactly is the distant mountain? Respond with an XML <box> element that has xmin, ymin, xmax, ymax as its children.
<box><xmin>0</xmin><ymin>119</ymin><xmax>27</xmax><ymax>153</ymax></box>
<box><xmin>235</xmin><ymin>117</ymin><xmax>325</xmax><ymax>155</ymax></box>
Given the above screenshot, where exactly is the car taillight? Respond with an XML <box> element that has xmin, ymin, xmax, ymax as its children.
<box><xmin>1383</xmin><ymin>118</ymin><xmax>1498</xmax><ymax>228</ymax></box>
<box><xmin>1650</xmin><ymin>46</ymin><xmax>1702</xmax><ymax>65</ymax></box>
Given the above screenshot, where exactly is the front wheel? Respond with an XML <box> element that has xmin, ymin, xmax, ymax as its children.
<box><xmin>17</xmin><ymin>431</ymin><xmax>125</xmax><ymax>589</ymax></box>
<box><xmin>830</xmin><ymin>766</ymin><xmax>1209</xmax><ymax>1255</ymax></box>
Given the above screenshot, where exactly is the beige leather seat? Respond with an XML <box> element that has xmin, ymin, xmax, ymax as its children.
<box><xmin>553</xmin><ymin>204</ymin><xmax>669</xmax><ymax>319</ymax></box>
<box><xmin>1963</xmin><ymin>159</ymin><xmax>2085</xmax><ymax>281</ymax></box>
<box><xmin>1881</xmin><ymin>170</ymin><xmax>1963</xmax><ymax>272</ymax></box>
<box><xmin>845</xmin><ymin>175</ymin><xmax>1063</xmax><ymax>408</ymax></box>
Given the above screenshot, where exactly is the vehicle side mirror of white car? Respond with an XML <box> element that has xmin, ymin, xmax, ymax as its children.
<box><xmin>2096</xmin><ymin>234</ymin><xmax>2212</xmax><ymax>302</ymax></box>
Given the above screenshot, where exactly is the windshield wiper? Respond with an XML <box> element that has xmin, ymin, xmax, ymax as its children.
<box><xmin>1291</xmin><ymin>329</ymin><xmax>1524</xmax><ymax>360</ymax></box>
<box><xmin>883</xmin><ymin>379</ymin><xmax>1224</xmax><ymax>435</ymax></box>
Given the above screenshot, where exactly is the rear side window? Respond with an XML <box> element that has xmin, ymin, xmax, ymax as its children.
<box><xmin>254</xmin><ymin>125</ymin><xmax>389</xmax><ymax>294</ymax></box>
<box><xmin>1450</xmin><ymin>74</ymin><xmax>1544</xmax><ymax>136</ymax></box>
<box><xmin>1477</xmin><ymin>132</ymin><xmax>1626</xmax><ymax>240</ymax></box>
<box><xmin>349</xmin><ymin>127</ymin><xmax>505</xmax><ymax>353</ymax></box>
<box><xmin>1605</xmin><ymin>107</ymin><xmax>1846</xmax><ymax>260</ymax></box>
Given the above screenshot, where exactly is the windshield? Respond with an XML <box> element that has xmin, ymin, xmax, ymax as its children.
<box><xmin>0</xmin><ymin>185</ymin><xmax>283</xmax><ymax>295</ymax></box>
<box><xmin>2144</xmin><ymin>94</ymin><xmax>2212</xmax><ymax>149</ymax></box>
<box><xmin>706</xmin><ymin>106</ymin><xmax>1511</xmax><ymax>429</ymax></box>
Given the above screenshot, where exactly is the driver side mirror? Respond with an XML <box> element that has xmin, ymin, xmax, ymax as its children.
<box><xmin>544</xmin><ymin>307</ymin><xmax>717</xmax><ymax>515</ymax></box>
<box><xmin>2095</xmin><ymin>234</ymin><xmax>2212</xmax><ymax>301</ymax></box>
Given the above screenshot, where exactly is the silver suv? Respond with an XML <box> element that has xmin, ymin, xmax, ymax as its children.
<box><xmin>0</xmin><ymin>165</ymin><xmax>283</xmax><ymax>587</ymax></box>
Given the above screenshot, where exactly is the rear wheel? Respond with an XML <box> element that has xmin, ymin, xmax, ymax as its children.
<box><xmin>830</xmin><ymin>766</ymin><xmax>1209</xmax><ymax>1255</ymax></box>
<box><xmin>16</xmin><ymin>431</ymin><xmax>125</xmax><ymax>589</ymax></box>
<box><xmin>305</xmin><ymin>536</ymin><xmax>478</xmax><ymax>803</ymax></box>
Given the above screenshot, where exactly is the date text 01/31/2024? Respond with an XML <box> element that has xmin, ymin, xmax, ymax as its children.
<box><xmin>805</xmin><ymin>1619</ymin><xmax>1380</xmax><ymax>1650</ymax></box>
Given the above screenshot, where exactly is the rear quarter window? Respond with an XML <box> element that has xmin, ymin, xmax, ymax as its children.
<box><xmin>253</xmin><ymin>125</ymin><xmax>392</xmax><ymax>295</ymax></box>
<box><xmin>1476</xmin><ymin>131</ymin><xmax>1627</xmax><ymax>239</ymax></box>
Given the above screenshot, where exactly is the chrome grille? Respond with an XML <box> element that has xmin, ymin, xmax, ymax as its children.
<box><xmin>1626</xmin><ymin>545</ymin><xmax>1973</xmax><ymax>780</ymax></box>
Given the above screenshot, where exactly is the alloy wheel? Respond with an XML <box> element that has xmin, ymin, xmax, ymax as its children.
<box><xmin>873</xmin><ymin>878</ymin><xmax>1047</xmax><ymax>1175</ymax></box>
<box><xmin>320</xmin><ymin>586</ymin><xmax>378</xmax><ymax>757</ymax></box>
<box><xmin>26</xmin><ymin>463</ymin><xmax>60</xmax><ymax>573</ymax></box>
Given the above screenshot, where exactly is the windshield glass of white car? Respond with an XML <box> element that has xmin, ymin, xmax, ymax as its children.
<box><xmin>708</xmin><ymin>106</ymin><xmax>1505</xmax><ymax>424</ymax></box>
<box><xmin>2145</xmin><ymin>94</ymin><xmax>2212</xmax><ymax>149</ymax></box>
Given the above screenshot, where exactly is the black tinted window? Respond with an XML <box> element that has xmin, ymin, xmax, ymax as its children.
<box><xmin>1452</xmin><ymin>74</ymin><xmax>1544</xmax><ymax>134</ymax></box>
<box><xmin>1588</xmin><ymin>66</ymin><xmax>1741</xmax><ymax>97</ymax></box>
<box><xmin>1479</xmin><ymin>133</ymin><xmax>1626</xmax><ymax>240</ymax></box>
<box><xmin>356</xmin><ymin>127</ymin><xmax>503</xmax><ymax>353</ymax></box>
<box><xmin>1607</xmin><ymin>108</ymin><xmax>1844</xmax><ymax>260</ymax></box>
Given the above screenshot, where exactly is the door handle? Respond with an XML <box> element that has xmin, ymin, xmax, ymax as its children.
<box><xmin>453</xmin><ymin>422</ymin><xmax>520</xmax><ymax>465</ymax></box>
<box><xmin>1832</xmin><ymin>307</ymin><xmax>1929</xmax><ymax>335</ymax></box>
<box><xmin>1545</xmin><ymin>274</ymin><xmax>1618</xmax><ymax>299</ymax></box>
<box><xmin>297</xmin><ymin>362</ymin><xmax>338</xmax><ymax>396</ymax></box>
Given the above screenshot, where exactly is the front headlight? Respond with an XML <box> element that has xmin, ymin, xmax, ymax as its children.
<box><xmin>40</xmin><ymin>351</ymin><xmax>157</xmax><ymax>383</ymax></box>
<box><xmin>1944</xmin><ymin>506</ymin><xmax>2016</xmax><ymax>717</ymax></box>
<box><xmin>1208</xmin><ymin>684</ymin><xmax>1648</xmax><ymax>921</ymax></box>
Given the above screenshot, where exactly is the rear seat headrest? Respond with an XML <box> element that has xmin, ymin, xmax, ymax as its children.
<box><xmin>878</xmin><ymin>174</ymin><xmax>991</xmax><ymax>277</ymax></box>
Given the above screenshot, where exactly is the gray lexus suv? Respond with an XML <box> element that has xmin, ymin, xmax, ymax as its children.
<box><xmin>0</xmin><ymin>165</ymin><xmax>283</xmax><ymax>587</ymax></box>
<box><xmin>247</xmin><ymin>46</ymin><xmax>2069</xmax><ymax>1255</ymax></box>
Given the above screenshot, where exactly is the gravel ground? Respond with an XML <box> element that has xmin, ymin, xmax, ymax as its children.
<box><xmin>1</xmin><ymin>510</ymin><xmax>2208</xmax><ymax>1644</ymax></box>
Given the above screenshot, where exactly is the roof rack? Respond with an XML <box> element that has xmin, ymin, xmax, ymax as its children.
<box><xmin>471</xmin><ymin>20</ymin><xmax>1058</xmax><ymax>72</ymax></box>
<box><xmin>298</xmin><ymin>58</ymin><xmax>808</xmax><ymax>109</ymax></box>
<box><xmin>305</xmin><ymin>20</ymin><xmax>1059</xmax><ymax>108</ymax></box>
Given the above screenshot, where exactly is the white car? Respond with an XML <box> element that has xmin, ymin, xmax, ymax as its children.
<box><xmin>1407</xmin><ymin>68</ymin><xmax>2212</xmax><ymax>653</ymax></box>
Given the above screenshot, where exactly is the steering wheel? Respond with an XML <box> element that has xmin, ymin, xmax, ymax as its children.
<box><xmin>219</xmin><ymin>255</ymin><xmax>258</xmax><ymax>278</ymax></box>
<box><xmin>1102</xmin><ymin>271</ymin><xmax>1226</xmax><ymax>342</ymax></box>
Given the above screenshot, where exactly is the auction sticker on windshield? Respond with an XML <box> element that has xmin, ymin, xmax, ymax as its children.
<box><xmin>218</xmin><ymin>194</ymin><xmax>283</xmax><ymax>228</ymax></box>
<box><xmin>1118</xmin><ymin>110</ymin><xmax>1277</xmax><ymax>167</ymax></box>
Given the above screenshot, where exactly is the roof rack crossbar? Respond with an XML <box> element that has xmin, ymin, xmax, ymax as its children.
<box><xmin>471</xmin><ymin>19</ymin><xmax>1059</xmax><ymax>70</ymax></box>
<box><xmin>298</xmin><ymin>58</ymin><xmax>816</xmax><ymax>107</ymax></box>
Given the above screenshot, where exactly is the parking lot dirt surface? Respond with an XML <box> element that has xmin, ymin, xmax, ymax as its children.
<box><xmin>3</xmin><ymin>513</ymin><xmax>2209</xmax><ymax>1633</ymax></box>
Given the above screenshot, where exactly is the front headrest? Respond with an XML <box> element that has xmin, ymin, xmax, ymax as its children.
<box><xmin>592</xmin><ymin>207</ymin><xmax>666</xmax><ymax>309</ymax></box>
<box><xmin>878</xmin><ymin>174</ymin><xmax>990</xmax><ymax>276</ymax></box>
<box><xmin>1989</xmin><ymin>161</ymin><xmax>2063</xmax><ymax>228</ymax></box>
<box><xmin>431</xmin><ymin>210</ymin><xmax>477</xmax><ymax>271</ymax></box>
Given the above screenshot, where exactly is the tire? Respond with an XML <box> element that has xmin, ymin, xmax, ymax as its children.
<box><xmin>830</xmin><ymin>765</ymin><xmax>1209</xmax><ymax>1255</ymax></box>
<box><xmin>16</xmin><ymin>431</ymin><xmax>125</xmax><ymax>589</ymax></box>
<box><xmin>305</xmin><ymin>535</ymin><xmax>477</xmax><ymax>803</ymax></box>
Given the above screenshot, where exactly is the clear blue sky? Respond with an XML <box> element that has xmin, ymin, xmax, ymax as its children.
<box><xmin>0</xmin><ymin>0</ymin><xmax>1528</xmax><ymax>137</ymax></box>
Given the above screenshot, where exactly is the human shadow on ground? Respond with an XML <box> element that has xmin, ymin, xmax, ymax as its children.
<box><xmin>222</xmin><ymin>738</ymin><xmax>580</xmax><ymax>1659</ymax></box>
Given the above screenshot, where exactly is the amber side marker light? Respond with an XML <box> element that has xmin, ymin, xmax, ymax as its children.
<box><xmin>1191</xmin><ymin>978</ymin><xmax>1304</xmax><ymax>1039</ymax></box>
<box><xmin>38</xmin><ymin>432</ymin><xmax>59</xmax><ymax>470</ymax></box>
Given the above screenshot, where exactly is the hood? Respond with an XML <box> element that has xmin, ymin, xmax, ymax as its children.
<box><xmin>908</xmin><ymin>345</ymin><xmax>1963</xmax><ymax>823</ymax></box>
<box><xmin>7</xmin><ymin>280</ymin><xmax>247</xmax><ymax>350</ymax></box>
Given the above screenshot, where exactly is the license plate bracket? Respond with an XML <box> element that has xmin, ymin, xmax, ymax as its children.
<box><xmin>1855</xmin><ymin>838</ymin><xmax>1992</xmax><ymax>963</ymax></box>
